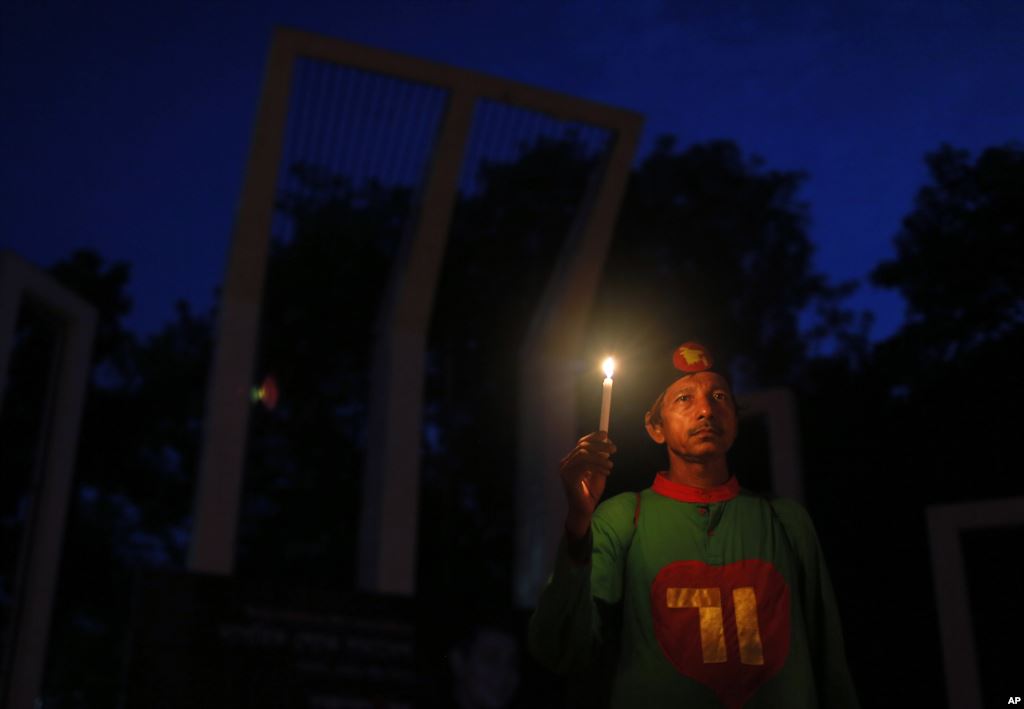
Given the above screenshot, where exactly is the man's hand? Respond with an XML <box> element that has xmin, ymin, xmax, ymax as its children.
<box><xmin>559</xmin><ymin>432</ymin><xmax>616</xmax><ymax>541</ymax></box>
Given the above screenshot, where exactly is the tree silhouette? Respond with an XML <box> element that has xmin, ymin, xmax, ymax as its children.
<box><xmin>869</xmin><ymin>142</ymin><xmax>1023</xmax><ymax>499</ymax></box>
<box><xmin>603</xmin><ymin>138</ymin><xmax>867</xmax><ymax>380</ymax></box>
<box><xmin>586</xmin><ymin>137</ymin><xmax>866</xmax><ymax>494</ymax></box>
<box><xmin>873</xmin><ymin>143</ymin><xmax>1024</xmax><ymax>365</ymax></box>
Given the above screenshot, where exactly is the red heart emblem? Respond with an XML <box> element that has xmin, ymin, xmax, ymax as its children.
<box><xmin>650</xmin><ymin>559</ymin><xmax>790</xmax><ymax>708</ymax></box>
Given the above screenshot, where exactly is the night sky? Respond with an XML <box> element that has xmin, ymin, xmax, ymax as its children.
<box><xmin>3</xmin><ymin>0</ymin><xmax>1023</xmax><ymax>340</ymax></box>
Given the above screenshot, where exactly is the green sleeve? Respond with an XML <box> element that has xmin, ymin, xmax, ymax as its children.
<box><xmin>527</xmin><ymin>492</ymin><xmax>637</xmax><ymax>674</ymax></box>
<box><xmin>771</xmin><ymin>498</ymin><xmax>861</xmax><ymax>709</ymax></box>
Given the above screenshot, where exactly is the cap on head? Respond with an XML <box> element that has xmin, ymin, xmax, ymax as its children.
<box><xmin>672</xmin><ymin>341</ymin><xmax>714</xmax><ymax>374</ymax></box>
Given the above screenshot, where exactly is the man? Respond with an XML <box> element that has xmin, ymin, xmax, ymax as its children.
<box><xmin>528</xmin><ymin>342</ymin><xmax>859</xmax><ymax>708</ymax></box>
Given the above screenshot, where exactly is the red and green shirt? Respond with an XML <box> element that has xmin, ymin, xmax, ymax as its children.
<box><xmin>529</xmin><ymin>474</ymin><xmax>859</xmax><ymax>709</ymax></box>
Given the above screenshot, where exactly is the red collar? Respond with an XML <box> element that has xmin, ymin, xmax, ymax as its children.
<box><xmin>651</xmin><ymin>473</ymin><xmax>740</xmax><ymax>503</ymax></box>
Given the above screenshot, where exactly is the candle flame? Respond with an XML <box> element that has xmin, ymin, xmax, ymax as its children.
<box><xmin>602</xmin><ymin>356</ymin><xmax>615</xmax><ymax>378</ymax></box>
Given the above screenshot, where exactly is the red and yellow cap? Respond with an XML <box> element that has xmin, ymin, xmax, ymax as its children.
<box><xmin>672</xmin><ymin>341</ymin><xmax>714</xmax><ymax>374</ymax></box>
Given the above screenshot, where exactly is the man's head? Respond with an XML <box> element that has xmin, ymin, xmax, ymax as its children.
<box><xmin>644</xmin><ymin>342</ymin><xmax>737</xmax><ymax>461</ymax></box>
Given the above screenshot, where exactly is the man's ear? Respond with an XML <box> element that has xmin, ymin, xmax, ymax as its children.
<box><xmin>644</xmin><ymin>411</ymin><xmax>665</xmax><ymax>444</ymax></box>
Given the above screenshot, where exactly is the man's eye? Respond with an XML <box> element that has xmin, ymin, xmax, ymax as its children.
<box><xmin>714</xmin><ymin>392</ymin><xmax>728</xmax><ymax>400</ymax></box>
<box><xmin>675</xmin><ymin>394</ymin><xmax>691</xmax><ymax>402</ymax></box>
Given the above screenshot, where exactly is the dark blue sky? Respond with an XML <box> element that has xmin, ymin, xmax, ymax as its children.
<box><xmin>3</xmin><ymin>0</ymin><xmax>1022</xmax><ymax>340</ymax></box>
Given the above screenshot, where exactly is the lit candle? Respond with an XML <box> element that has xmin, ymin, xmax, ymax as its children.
<box><xmin>599</xmin><ymin>357</ymin><xmax>615</xmax><ymax>433</ymax></box>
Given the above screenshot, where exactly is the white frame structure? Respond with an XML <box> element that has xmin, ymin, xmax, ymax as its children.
<box><xmin>926</xmin><ymin>496</ymin><xmax>1024</xmax><ymax>709</ymax></box>
<box><xmin>0</xmin><ymin>250</ymin><xmax>97</xmax><ymax>709</ymax></box>
<box><xmin>189</xmin><ymin>28</ymin><xmax>644</xmax><ymax>599</ymax></box>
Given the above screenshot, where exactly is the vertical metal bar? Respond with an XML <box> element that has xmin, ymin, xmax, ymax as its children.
<box><xmin>349</xmin><ymin>69</ymin><xmax>373</xmax><ymax>188</ymax></box>
<box><xmin>335</xmin><ymin>67</ymin><xmax>359</xmax><ymax>192</ymax></box>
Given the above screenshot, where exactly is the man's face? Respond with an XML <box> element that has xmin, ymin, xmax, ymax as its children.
<box><xmin>645</xmin><ymin>371</ymin><xmax>737</xmax><ymax>460</ymax></box>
